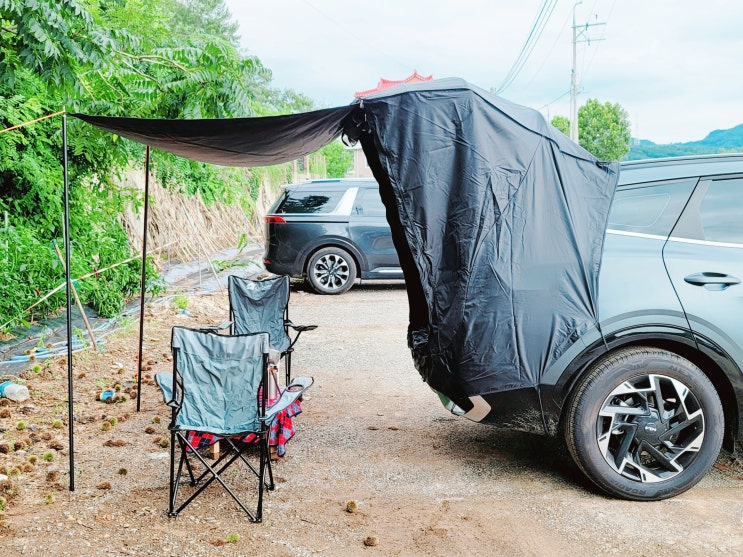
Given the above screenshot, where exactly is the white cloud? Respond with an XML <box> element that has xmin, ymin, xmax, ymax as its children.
<box><xmin>226</xmin><ymin>0</ymin><xmax>743</xmax><ymax>144</ymax></box>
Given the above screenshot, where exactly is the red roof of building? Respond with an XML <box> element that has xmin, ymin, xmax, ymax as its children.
<box><xmin>355</xmin><ymin>71</ymin><xmax>433</xmax><ymax>98</ymax></box>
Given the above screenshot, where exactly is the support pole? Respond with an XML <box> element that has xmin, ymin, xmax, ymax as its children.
<box><xmin>62</xmin><ymin>112</ymin><xmax>75</xmax><ymax>491</ymax></box>
<box><xmin>136</xmin><ymin>147</ymin><xmax>151</xmax><ymax>412</ymax></box>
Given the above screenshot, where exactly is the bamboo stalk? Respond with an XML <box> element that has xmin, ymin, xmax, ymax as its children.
<box><xmin>53</xmin><ymin>241</ymin><xmax>98</xmax><ymax>352</ymax></box>
<box><xmin>0</xmin><ymin>110</ymin><xmax>66</xmax><ymax>135</ymax></box>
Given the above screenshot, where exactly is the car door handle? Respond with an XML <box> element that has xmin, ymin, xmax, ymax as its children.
<box><xmin>684</xmin><ymin>272</ymin><xmax>741</xmax><ymax>289</ymax></box>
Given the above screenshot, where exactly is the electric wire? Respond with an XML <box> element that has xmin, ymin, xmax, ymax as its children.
<box><xmin>581</xmin><ymin>0</ymin><xmax>616</xmax><ymax>85</ymax></box>
<box><xmin>520</xmin><ymin>5</ymin><xmax>574</xmax><ymax>92</ymax></box>
<box><xmin>538</xmin><ymin>89</ymin><xmax>571</xmax><ymax>111</ymax></box>
<box><xmin>498</xmin><ymin>0</ymin><xmax>560</xmax><ymax>93</ymax></box>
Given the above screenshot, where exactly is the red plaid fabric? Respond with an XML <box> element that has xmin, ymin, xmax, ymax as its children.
<box><xmin>185</xmin><ymin>399</ymin><xmax>302</xmax><ymax>457</ymax></box>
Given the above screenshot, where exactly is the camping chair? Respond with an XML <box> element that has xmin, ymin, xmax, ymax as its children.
<box><xmin>155</xmin><ymin>326</ymin><xmax>313</xmax><ymax>521</ymax></box>
<box><xmin>227</xmin><ymin>275</ymin><xmax>316</xmax><ymax>385</ymax></box>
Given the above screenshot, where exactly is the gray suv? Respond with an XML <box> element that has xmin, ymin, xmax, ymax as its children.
<box><xmin>263</xmin><ymin>179</ymin><xmax>402</xmax><ymax>294</ymax></box>
<box><xmin>546</xmin><ymin>153</ymin><xmax>743</xmax><ymax>500</ymax></box>
<box><xmin>265</xmin><ymin>156</ymin><xmax>743</xmax><ymax>500</ymax></box>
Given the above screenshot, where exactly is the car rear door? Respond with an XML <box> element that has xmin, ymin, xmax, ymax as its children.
<box><xmin>597</xmin><ymin>178</ymin><xmax>697</xmax><ymax>325</ymax></box>
<box><xmin>663</xmin><ymin>177</ymin><xmax>743</xmax><ymax>363</ymax></box>
<box><xmin>349</xmin><ymin>186</ymin><xmax>400</xmax><ymax>275</ymax></box>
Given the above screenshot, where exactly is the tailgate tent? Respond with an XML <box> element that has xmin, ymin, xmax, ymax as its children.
<box><xmin>74</xmin><ymin>77</ymin><xmax>618</xmax><ymax>425</ymax></box>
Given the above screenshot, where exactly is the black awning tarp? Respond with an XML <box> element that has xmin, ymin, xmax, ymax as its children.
<box><xmin>74</xmin><ymin>106</ymin><xmax>354</xmax><ymax>167</ymax></box>
<box><xmin>74</xmin><ymin>77</ymin><xmax>619</xmax><ymax>421</ymax></box>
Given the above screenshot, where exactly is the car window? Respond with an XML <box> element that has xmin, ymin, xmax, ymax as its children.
<box><xmin>607</xmin><ymin>180</ymin><xmax>696</xmax><ymax>236</ymax></box>
<box><xmin>698</xmin><ymin>178</ymin><xmax>743</xmax><ymax>244</ymax></box>
<box><xmin>354</xmin><ymin>188</ymin><xmax>386</xmax><ymax>217</ymax></box>
<box><xmin>275</xmin><ymin>189</ymin><xmax>346</xmax><ymax>214</ymax></box>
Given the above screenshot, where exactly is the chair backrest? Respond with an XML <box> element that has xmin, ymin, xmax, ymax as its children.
<box><xmin>228</xmin><ymin>275</ymin><xmax>291</xmax><ymax>353</ymax></box>
<box><xmin>171</xmin><ymin>326</ymin><xmax>269</xmax><ymax>435</ymax></box>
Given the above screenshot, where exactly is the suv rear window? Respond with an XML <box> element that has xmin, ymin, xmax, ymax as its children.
<box><xmin>607</xmin><ymin>180</ymin><xmax>696</xmax><ymax>236</ymax></box>
<box><xmin>275</xmin><ymin>189</ymin><xmax>346</xmax><ymax>214</ymax></box>
<box><xmin>699</xmin><ymin>178</ymin><xmax>743</xmax><ymax>244</ymax></box>
<box><xmin>354</xmin><ymin>188</ymin><xmax>386</xmax><ymax>217</ymax></box>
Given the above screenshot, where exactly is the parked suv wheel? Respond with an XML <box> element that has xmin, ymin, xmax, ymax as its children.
<box><xmin>564</xmin><ymin>347</ymin><xmax>723</xmax><ymax>501</ymax></box>
<box><xmin>308</xmin><ymin>247</ymin><xmax>357</xmax><ymax>295</ymax></box>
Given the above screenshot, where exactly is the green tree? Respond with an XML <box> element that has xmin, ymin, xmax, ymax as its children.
<box><xmin>549</xmin><ymin>100</ymin><xmax>631</xmax><ymax>161</ymax></box>
<box><xmin>0</xmin><ymin>0</ymin><xmax>319</xmax><ymax>329</ymax></box>
<box><xmin>0</xmin><ymin>0</ymin><xmax>109</xmax><ymax>94</ymax></box>
<box><xmin>550</xmin><ymin>115</ymin><xmax>570</xmax><ymax>136</ymax></box>
<box><xmin>320</xmin><ymin>141</ymin><xmax>353</xmax><ymax>178</ymax></box>
<box><xmin>577</xmin><ymin>98</ymin><xmax>631</xmax><ymax>161</ymax></box>
<box><xmin>171</xmin><ymin>0</ymin><xmax>240</xmax><ymax>46</ymax></box>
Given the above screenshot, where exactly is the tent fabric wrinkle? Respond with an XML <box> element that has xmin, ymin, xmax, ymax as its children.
<box><xmin>73</xmin><ymin>77</ymin><xmax>618</xmax><ymax>424</ymax></box>
<box><xmin>355</xmin><ymin>79</ymin><xmax>618</xmax><ymax>415</ymax></box>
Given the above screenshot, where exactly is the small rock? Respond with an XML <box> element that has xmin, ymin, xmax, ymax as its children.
<box><xmin>363</xmin><ymin>536</ymin><xmax>378</xmax><ymax>547</ymax></box>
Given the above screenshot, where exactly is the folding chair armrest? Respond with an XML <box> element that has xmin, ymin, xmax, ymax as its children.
<box><xmin>155</xmin><ymin>372</ymin><xmax>180</xmax><ymax>408</ymax></box>
<box><xmin>284</xmin><ymin>321</ymin><xmax>317</xmax><ymax>350</ymax></box>
<box><xmin>262</xmin><ymin>376</ymin><xmax>314</xmax><ymax>422</ymax></box>
<box><xmin>285</xmin><ymin>321</ymin><xmax>318</xmax><ymax>333</ymax></box>
<box><xmin>194</xmin><ymin>321</ymin><xmax>232</xmax><ymax>334</ymax></box>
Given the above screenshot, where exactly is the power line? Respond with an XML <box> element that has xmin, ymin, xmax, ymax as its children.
<box><xmin>498</xmin><ymin>0</ymin><xmax>560</xmax><ymax>93</ymax></box>
<box><xmin>582</xmin><ymin>0</ymin><xmax>617</xmax><ymax>79</ymax></box>
<box><xmin>520</xmin><ymin>5</ymin><xmax>574</xmax><ymax>92</ymax></box>
<box><xmin>570</xmin><ymin>2</ymin><xmax>606</xmax><ymax>142</ymax></box>
<box><xmin>538</xmin><ymin>89</ymin><xmax>571</xmax><ymax>111</ymax></box>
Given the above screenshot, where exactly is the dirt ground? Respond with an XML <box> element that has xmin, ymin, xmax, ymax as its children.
<box><xmin>1</xmin><ymin>282</ymin><xmax>743</xmax><ymax>556</ymax></box>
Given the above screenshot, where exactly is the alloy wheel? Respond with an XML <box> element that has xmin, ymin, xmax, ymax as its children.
<box><xmin>597</xmin><ymin>373</ymin><xmax>705</xmax><ymax>483</ymax></box>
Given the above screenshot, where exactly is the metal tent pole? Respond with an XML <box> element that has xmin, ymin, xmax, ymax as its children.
<box><xmin>136</xmin><ymin>147</ymin><xmax>151</xmax><ymax>412</ymax></box>
<box><xmin>62</xmin><ymin>112</ymin><xmax>75</xmax><ymax>491</ymax></box>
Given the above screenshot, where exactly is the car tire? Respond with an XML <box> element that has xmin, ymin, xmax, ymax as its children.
<box><xmin>564</xmin><ymin>346</ymin><xmax>723</xmax><ymax>501</ymax></box>
<box><xmin>307</xmin><ymin>247</ymin><xmax>357</xmax><ymax>295</ymax></box>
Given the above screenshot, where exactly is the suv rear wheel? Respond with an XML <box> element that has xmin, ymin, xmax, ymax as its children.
<box><xmin>307</xmin><ymin>247</ymin><xmax>357</xmax><ymax>295</ymax></box>
<box><xmin>564</xmin><ymin>347</ymin><xmax>723</xmax><ymax>501</ymax></box>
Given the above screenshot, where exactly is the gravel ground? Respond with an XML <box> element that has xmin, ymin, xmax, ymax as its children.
<box><xmin>1</xmin><ymin>281</ymin><xmax>743</xmax><ymax>556</ymax></box>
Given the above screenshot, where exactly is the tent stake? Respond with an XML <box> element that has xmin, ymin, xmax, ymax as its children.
<box><xmin>136</xmin><ymin>147</ymin><xmax>151</xmax><ymax>412</ymax></box>
<box><xmin>62</xmin><ymin>112</ymin><xmax>75</xmax><ymax>491</ymax></box>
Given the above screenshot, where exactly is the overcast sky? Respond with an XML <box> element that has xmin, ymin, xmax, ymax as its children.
<box><xmin>224</xmin><ymin>0</ymin><xmax>743</xmax><ymax>144</ymax></box>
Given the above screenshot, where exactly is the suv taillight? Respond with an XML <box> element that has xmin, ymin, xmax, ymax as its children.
<box><xmin>265</xmin><ymin>216</ymin><xmax>286</xmax><ymax>224</ymax></box>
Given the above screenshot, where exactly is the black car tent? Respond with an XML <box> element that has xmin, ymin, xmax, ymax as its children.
<box><xmin>66</xmin><ymin>78</ymin><xmax>617</xmax><ymax>482</ymax></box>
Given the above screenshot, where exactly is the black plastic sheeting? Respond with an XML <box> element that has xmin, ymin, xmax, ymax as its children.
<box><xmin>73</xmin><ymin>78</ymin><xmax>618</xmax><ymax>421</ymax></box>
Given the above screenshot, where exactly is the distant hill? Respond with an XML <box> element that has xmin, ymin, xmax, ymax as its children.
<box><xmin>625</xmin><ymin>123</ymin><xmax>743</xmax><ymax>160</ymax></box>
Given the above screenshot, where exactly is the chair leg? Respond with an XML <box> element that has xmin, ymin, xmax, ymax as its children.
<box><xmin>285</xmin><ymin>350</ymin><xmax>292</xmax><ymax>386</ymax></box>
<box><xmin>256</xmin><ymin>436</ymin><xmax>270</xmax><ymax>522</ymax></box>
<box><xmin>168</xmin><ymin>429</ymin><xmax>178</xmax><ymax>517</ymax></box>
<box><xmin>170</xmin><ymin>435</ymin><xmax>269</xmax><ymax>522</ymax></box>
<box><xmin>193</xmin><ymin>445</ymin><xmax>236</xmax><ymax>485</ymax></box>
<box><xmin>169</xmin><ymin>434</ymin><xmax>194</xmax><ymax>517</ymax></box>
<box><xmin>231</xmin><ymin>437</ymin><xmax>274</xmax><ymax>490</ymax></box>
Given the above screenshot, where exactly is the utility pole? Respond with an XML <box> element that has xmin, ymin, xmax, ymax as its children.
<box><xmin>570</xmin><ymin>2</ymin><xmax>605</xmax><ymax>144</ymax></box>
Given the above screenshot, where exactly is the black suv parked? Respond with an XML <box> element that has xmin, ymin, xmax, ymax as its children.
<box><xmin>263</xmin><ymin>179</ymin><xmax>402</xmax><ymax>294</ymax></box>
